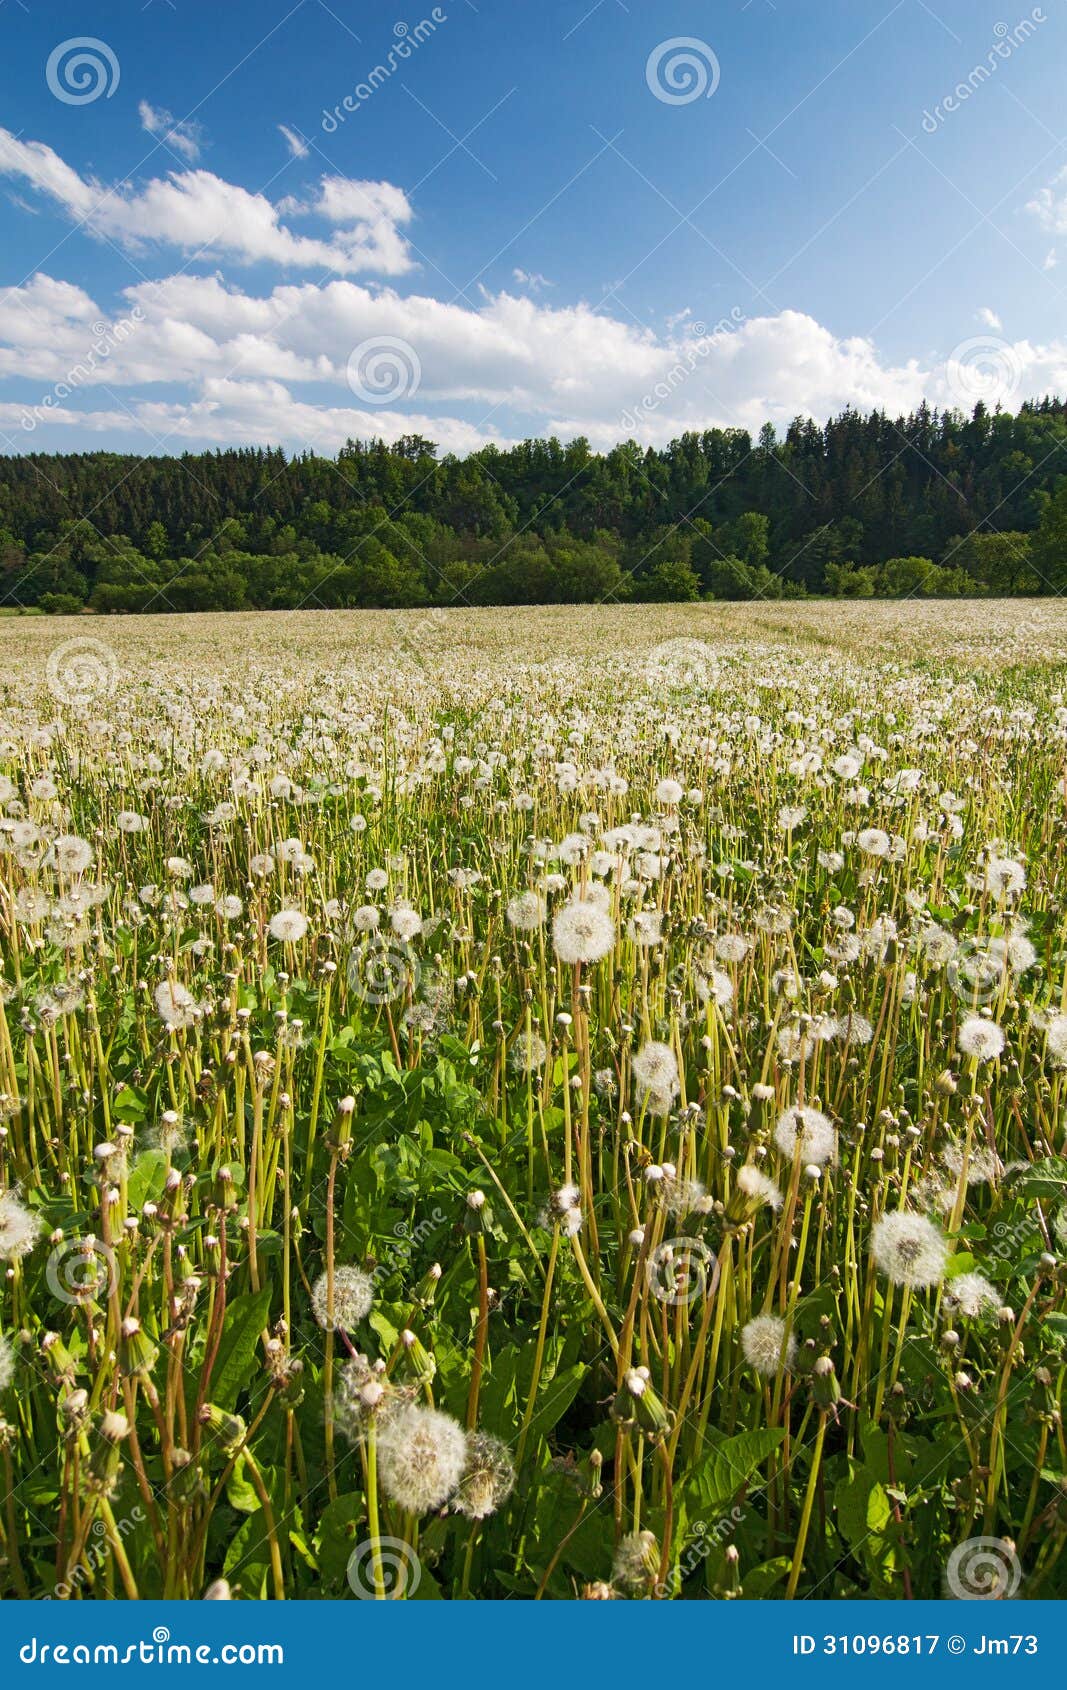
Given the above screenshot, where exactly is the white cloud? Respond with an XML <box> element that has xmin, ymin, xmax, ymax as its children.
<box><xmin>0</xmin><ymin>383</ymin><xmax>502</xmax><ymax>458</ymax></box>
<box><xmin>976</xmin><ymin>306</ymin><xmax>1002</xmax><ymax>330</ymax></box>
<box><xmin>138</xmin><ymin>101</ymin><xmax>205</xmax><ymax>163</ymax></box>
<box><xmin>0</xmin><ymin>127</ymin><xmax>414</xmax><ymax>275</ymax></box>
<box><xmin>3</xmin><ymin>264</ymin><xmax>1067</xmax><ymax>458</ymax></box>
<box><xmin>1026</xmin><ymin>167</ymin><xmax>1067</xmax><ymax>234</ymax></box>
<box><xmin>513</xmin><ymin>267</ymin><xmax>555</xmax><ymax>292</ymax></box>
<box><xmin>278</xmin><ymin>125</ymin><xmax>310</xmax><ymax>160</ymax></box>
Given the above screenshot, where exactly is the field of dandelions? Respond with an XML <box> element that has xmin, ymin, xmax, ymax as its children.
<box><xmin>1</xmin><ymin>600</ymin><xmax>1067</xmax><ymax>1602</ymax></box>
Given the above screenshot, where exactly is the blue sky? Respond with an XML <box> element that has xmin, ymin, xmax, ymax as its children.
<box><xmin>2</xmin><ymin>0</ymin><xmax>1066</xmax><ymax>457</ymax></box>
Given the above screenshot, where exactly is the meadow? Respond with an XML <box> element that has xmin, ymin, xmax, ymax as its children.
<box><xmin>0</xmin><ymin>600</ymin><xmax>1065</xmax><ymax>1601</ymax></box>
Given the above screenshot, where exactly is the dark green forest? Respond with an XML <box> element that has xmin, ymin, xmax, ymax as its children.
<box><xmin>6</xmin><ymin>398</ymin><xmax>1067</xmax><ymax>613</ymax></box>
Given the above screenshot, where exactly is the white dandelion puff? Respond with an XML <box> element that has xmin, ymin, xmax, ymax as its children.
<box><xmin>552</xmin><ymin>897</ymin><xmax>615</xmax><ymax>965</ymax></box>
<box><xmin>376</xmin><ymin>1404</ymin><xmax>467</xmax><ymax>1514</ymax></box>
<box><xmin>773</xmin><ymin>1105</ymin><xmax>837</xmax><ymax>1167</ymax></box>
<box><xmin>958</xmin><ymin>1017</ymin><xmax>1005</xmax><ymax>1062</ymax></box>
<box><xmin>871</xmin><ymin>1211</ymin><xmax>948</xmax><ymax>1288</ymax></box>
<box><xmin>311</xmin><ymin>1266</ymin><xmax>374</xmax><ymax>1332</ymax></box>
<box><xmin>0</xmin><ymin>1192</ymin><xmax>42</xmax><ymax>1261</ymax></box>
<box><xmin>741</xmin><ymin>1315</ymin><xmax>796</xmax><ymax>1377</ymax></box>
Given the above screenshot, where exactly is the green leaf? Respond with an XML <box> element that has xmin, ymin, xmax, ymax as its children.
<box><xmin>314</xmin><ymin>1493</ymin><xmax>365</xmax><ymax>1592</ymax></box>
<box><xmin>687</xmin><ymin>1427</ymin><xmax>786</xmax><ymax>1513</ymax></box>
<box><xmin>524</xmin><ymin>1362</ymin><xmax>586</xmax><ymax>1447</ymax></box>
<box><xmin>126</xmin><ymin>1150</ymin><xmax>169</xmax><ymax>1212</ymax></box>
<box><xmin>1014</xmin><ymin>1158</ymin><xmax>1067</xmax><ymax>1200</ymax></box>
<box><xmin>226</xmin><ymin>1454</ymin><xmax>260</xmax><ymax>1514</ymax></box>
<box><xmin>209</xmin><ymin>1287</ymin><xmax>272</xmax><ymax>1412</ymax></box>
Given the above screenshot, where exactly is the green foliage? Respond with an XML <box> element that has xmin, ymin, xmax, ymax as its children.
<box><xmin>3</xmin><ymin>397</ymin><xmax>1067</xmax><ymax>610</ymax></box>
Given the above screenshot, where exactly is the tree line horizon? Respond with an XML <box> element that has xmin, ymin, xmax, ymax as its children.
<box><xmin>5</xmin><ymin>397</ymin><xmax>1067</xmax><ymax>614</ymax></box>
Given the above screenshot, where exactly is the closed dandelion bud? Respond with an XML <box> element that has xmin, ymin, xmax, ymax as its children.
<box><xmin>199</xmin><ymin>1403</ymin><xmax>247</xmax><ymax>1456</ymax></box>
<box><xmin>204</xmin><ymin>1579</ymin><xmax>232</xmax><ymax>1600</ymax></box>
<box><xmin>413</xmin><ymin>1262</ymin><xmax>442</xmax><ymax>1308</ymax></box>
<box><xmin>399</xmin><ymin>1328</ymin><xmax>437</xmax><ymax>1386</ymax></box>
<box><xmin>119</xmin><ymin>1316</ymin><xmax>158</xmax><ymax>1377</ymax></box>
<box><xmin>168</xmin><ymin>1448</ymin><xmax>208</xmax><ymax>1504</ymax></box>
<box><xmin>585</xmin><ymin>1448</ymin><xmax>604</xmax><ymax>1500</ymax></box>
<box><xmin>60</xmin><ymin>1388</ymin><xmax>90</xmax><ymax>1433</ymax></box>
<box><xmin>41</xmin><ymin>1331</ymin><xmax>76</xmax><ymax>1384</ymax></box>
<box><xmin>331</xmin><ymin>1095</ymin><xmax>355</xmax><ymax>1151</ymax></box>
<box><xmin>934</xmin><ymin>1068</ymin><xmax>958</xmax><ymax>1097</ymax></box>
<box><xmin>1028</xmin><ymin>1366</ymin><xmax>1056</xmax><ymax>1423</ymax></box>
<box><xmin>215</xmin><ymin>1166</ymin><xmax>236</xmax><ymax>1209</ymax></box>
<box><xmin>89</xmin><ymin>1410</ymin><xmax>130</xmax><ymax>1492</ymax></box>
<box><xmin>621</xmin><ymin>1366</ymin><xmax>670</xmax><ymax>1441</ymax></box>
<box><xmin>711</xmin><ymin>1542</ymin><xmax>742</xmax><ymax>1598</ymax></box>
<box><xmin>811</xmin><ymin>1354</ymin><xmax>841</xmax><ymax>1410</ymax></box>
<box><xmin>612</xmin><ymin>1366</ymin><xmax>644</xmax><ymax>1427</ymax></box>
<box><xmin>463</xmin><ymin>1189</ymin><xmax>493</xmax><ymax>1236</ymax></box>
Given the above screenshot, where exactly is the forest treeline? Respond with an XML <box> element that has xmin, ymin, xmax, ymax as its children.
<box><xmin>5</xmin><ymin>399</ymin><xmax>1067</xmax><ymax>613</ymax></box>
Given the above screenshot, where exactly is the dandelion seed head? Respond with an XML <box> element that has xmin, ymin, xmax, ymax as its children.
<box><xmin>552</xmin><ymin>897</ymin><xmax>615</xmax><ymax>965</ymax></box>
<box><xmin>958</xmin><ymin>1017</ymin><xmax>1005</xmax><ymax>1062</ymax></box>
<box><xmin>871</xmin><ymin>1211</ymin><xmax>948</xmax><ymax>1288</ymax></box>
<box><xmin>0</xmin><ymin>1192</ymin><xmax>42</xmax><ymax>1261</ymax></box>
<box><xmin>311</xmin><ymin>1266</ymin><xmax>374</xmax><ymax>1332</ymax></box>
<box><xmin>773</xmin><ymin>1105</ymin><xmax>837</xmax><ymax>1167</ymax></box>
<box><xmin>376</xmin><ymin>1403</ymin><xmax>467</xmax><ymax>1514</ymax></box>
<box><xmin>944</xmin><ymin>1272</ymin><xmax>999</xmax><ymax>1318</ymax></box>
<box><xmin>741</xmin><ymin>1315</ymin><xmax>796</xmax><ymax>1377</ymax></box>
<box><xmin>452</xmin><ymin>1432</ymin><xmax>516</xmax><ymax>1519</ymax></box>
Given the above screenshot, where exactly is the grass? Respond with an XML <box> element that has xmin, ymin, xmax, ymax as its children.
<box><xmin>0</xmin><ymin>601</ymin><xmax>1065</xmax><ymax>1601</ymax></box>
